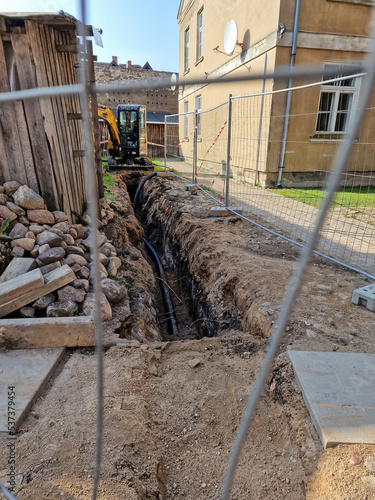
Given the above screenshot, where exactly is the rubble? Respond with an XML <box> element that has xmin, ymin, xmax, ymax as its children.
<box><xmin>0</xmin><ymin>184</ymin><xmax>125</xmax><ymax>323</ymax></box>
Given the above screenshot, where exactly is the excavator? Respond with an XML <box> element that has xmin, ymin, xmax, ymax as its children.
<box><xmin>98</xmin><ymin>104</ymin><xmax>152</xmax><ymax>170</ymax></box>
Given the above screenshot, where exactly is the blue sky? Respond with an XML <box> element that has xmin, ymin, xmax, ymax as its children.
<box><xmin>0</xmin><ymin>0</ymin><xmax>180</xmax><ymax>72</ymax></box>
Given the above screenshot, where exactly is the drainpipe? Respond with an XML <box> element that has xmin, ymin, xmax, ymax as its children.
<box><xmin>277</xmin><ymin>0</ymin><xmax>301</xmax><ymax>187</ymax></box>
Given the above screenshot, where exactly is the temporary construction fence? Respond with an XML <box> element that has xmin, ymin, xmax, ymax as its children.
<box><xmin>165</xmin><ymin>73</ymin><xmax>375</xmax><ymax>280</ymax></box>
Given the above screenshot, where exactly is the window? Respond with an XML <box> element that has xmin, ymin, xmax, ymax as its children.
<box><xmin>184</xmin><ymin>101</ymin><xmax>189</xmax><ymax>138</ymax></box>
<box><xmin>316</xmin><ymin>64</ymin><xmax>361</xmax><ymax>135</ymax></box>
<box><xmin>195</xmin><ymin>95</ymin><xmax>202</xmax><ymax>136</ymax></box>
<box><xmin>184</xmin><ymin>28</ymin><xmax>190</xmax><ymax>72</ymax></box>
<box><xmin>197</xmin><ymin>9</ymin><xmax>204</xmax><ymax>61</ymax></box>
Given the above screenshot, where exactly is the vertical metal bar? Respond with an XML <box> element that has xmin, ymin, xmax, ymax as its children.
<box><xmin>76</xmin><ymin>3</ymin><xmax>104</xmax><ymax>500</ymax></box>
<box><xmin>225</xmin><ymin>94</ymin><xmax>232</xmax><ymax>207</ymax></box>
<box><xmin>254</xmin><ymin>54</ymin><xmax>267</xmax><ymax>186</ymax></box>
<box><xmin>164</xmin><ymin>115</ymin><xmax>167</xmax><ymax>171</ymax></box>
<box><xmin>192</xmin><ymin>109</ymin><xmax>198</xmax><ymax>184</ymax></box>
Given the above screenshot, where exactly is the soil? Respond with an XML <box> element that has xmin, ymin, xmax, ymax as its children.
<box><xmin>1</xmin><ymin>172</ymin><xmax>375</xmax><ymax>499</ymax></box>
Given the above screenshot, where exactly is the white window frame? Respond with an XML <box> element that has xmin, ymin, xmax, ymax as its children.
<box><xmin>315</xmin><ymin>63</ymin><xmax>361</xmax><ymax>137</ymax></box>
<box><xmin>184</xmin><ymin>101</ymin><xmax>189</xmax><ymax>138</ymax></box>
<box><xmin>197</xmin><ymin>8</ymin><xmax>204</xmax><ymax>61</ymax></box>
<box><xmin>184</xmin><ymin>28</ymin><xmax>190</xmax><ymax>73</ymax></box>
<box><xmin>195</xmin><ymin>95</ymin><xmax>202</xmax><ymax>137</ymax></box>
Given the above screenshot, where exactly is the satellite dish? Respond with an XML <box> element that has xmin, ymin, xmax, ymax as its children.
<box><xmin>224</xmin><ymin>20</ymin><xmax>238</xmax><ymax>55</ymax></box>
<box><xmin>171</xmin><ymin>73</ymin><xmax>177</xmax><ymax>91</ymax></box>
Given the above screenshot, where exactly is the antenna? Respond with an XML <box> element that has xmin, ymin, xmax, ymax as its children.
<box><xmin>224</xmin><ymin>20</ymin><xmax>239</xmax><ymax>55</ymax></box>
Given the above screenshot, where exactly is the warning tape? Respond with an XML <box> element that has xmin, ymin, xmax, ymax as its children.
<box><xmin>147</xmin><ymin>141</ymin><xmax>166</xmax><ymax>148</ymax></box>
<box><xmin>197</xmin><ymin>120</ymin><xmax>227</xmax><ymax>174</ymax></box>
<box><xmin>177</xmin><ymin>124</ymin><xmax>199</xmax><ymax>147</ymax></box>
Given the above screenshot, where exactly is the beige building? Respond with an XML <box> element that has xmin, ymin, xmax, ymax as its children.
<box><xmin>177</xmin><ymin>0</ymin><xmax>374</xmax><ymax>186</ymax></box>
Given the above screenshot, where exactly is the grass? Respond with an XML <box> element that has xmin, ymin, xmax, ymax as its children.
<box><xmin>103</xmin><ymin>171</ymin><xmax>115</xmax><ymax>201</ymax></box>
<box><xmin>275</xmin><ymin>186</ymin><xmax>375</xmax><ymax>209</ymax></box>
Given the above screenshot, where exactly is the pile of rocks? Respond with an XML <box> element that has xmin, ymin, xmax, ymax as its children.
<box><xmin>0</xmin><ymin>181</ymin><xmax>126</xmax><ymax>321</ymax></box>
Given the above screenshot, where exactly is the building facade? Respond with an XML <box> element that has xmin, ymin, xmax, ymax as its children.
<box><xmin>177</xmin><ymin>0</ymin><xmax>374</xmax><ymax>186</ymax></box>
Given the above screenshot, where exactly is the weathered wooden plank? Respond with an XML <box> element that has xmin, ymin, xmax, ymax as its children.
<box><xmin>73</xmin><ymin>150</ymin><xmax>86</xmax><ymax>158</ymax></box>
<box><xmin>0</xmin><ymin>37</ymin><xmax>28</xmax><ymax>184</ymax></box>
<box><xmin>0</xmin><ymin>265</ymin><xmax>76</xmax><ymax>318</ymax></box>
<box><xmin>55</xmin><ymin>43</ymin><xmax>80</xmax><ymax>53</ymax></box>
<box><xmin>0</xmin><ymin>268</ymin><xmax>44</xmax><ymax>306</ymax></box>
<box><xmin>10</xmin><ymin>33</ymin><xmax>59</xmax><ymax>210</ymax></box>
<box><xmin>0</xmin><ymin>317</ymin><xmax>95</xmax><ymax>349</ymax></box>
<box><xmin>67</xmin><ymin>113</ymin><xmax>83</xmax><ymax>120</ymax></box>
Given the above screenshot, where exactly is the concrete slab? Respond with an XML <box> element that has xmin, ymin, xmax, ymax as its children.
<box><xmin>0</xmin><ymin>258</ymin><xmax>37</xmax><ymax>284</ymax></box>
<box><xmin>0</xmin><ymin>348</ymin><xmax>65</xmax><ymax>432</ymax></box>
<box><xmin>352</xmin><ymin>283</ymin><xmax>375</xmax><ymax>312</ymax></box>
<box><xmin>288</xmin><ymin>350</ymin><xmax>375</xmax><ymax>448</ymax></box>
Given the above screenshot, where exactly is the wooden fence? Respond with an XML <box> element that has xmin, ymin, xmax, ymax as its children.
<box><xmin>0</xmin><ymin>13</ymin><xmax>102</xmax><ymax>221</ymax></box>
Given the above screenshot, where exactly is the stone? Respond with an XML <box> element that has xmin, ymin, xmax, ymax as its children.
<box><xmin>50</xmin><ymin>228</ymin><xmax>64</xmax><ymax>238</ymax></box>
<box><xmin>350</xmin><ymin>450</ymin><xmax>362</xmax><ymax>465</ymax></box>
<box><xmin>38</xmin><ymin>247</ymin><xmax>65</xmax><ymax>265</ymax></box>
<box><xmin>100</xmin><ymin>197</ymin><xmax>111</xmax><ymax>210</ymax></box>
<box><xmin>62</xmin><ymin>234</ymin><xmax>75</xmax><ymax>246</ymax></box>
<box><xmin>9</xmin><ymin>223</ymin><xmax>28</xmax><ymax>240</ymax></box>
<box><xmin>3</xmin><ymin>181</ymin><xmax>21</xmax><ymax>197</ymax></box>
<box><xmin>0</xmin><ymin>194</ymin><xmax>7</xmax><ymax>205</ymax></box>
<box><xmin>68</xmin><ymin>254</ymin><xmax>88</xmax><ymax>266</ymax></box>
<box><xmin>71</xmin><ymin>264</ymin><xmax>81</xmax><ymax>274</ymax></box>
<box><xmin>60</xmin><ymin>241</ymin><xmax>67</xmax><ymax>250</ymax></box>
<box><xmin>29</xmin><ymin>224</ymin><xmax>45</xmax><ymax>235</ymax></box>
<box><xmin>98</xmin><ymin>253</ymin><xmax>109</xmax><ymax>266</ymax></box>
<box><xmin>361</xmin><ymin>476</ymin><xmax>375</xmax><ymax>489</ymax></box>
<box><xmin>71</xmin><ymin>224</ymin><xmax>87</xmax><ymax>239</ymax></box>
<box><xmin>100</xmin><ymin>242</ymin><xmax>116</xmax><ymax>257</ymax></box>
<box><xmin>0</xmin><ymin>186</ymin><xmax>3</xmax><ymax>194</ymax></box>
<box><xmin>25</xmin><ymin>231</ymin><xmax>36</xmax><ymax>240</ymax></box>
<box><xmin>188</xmin><ymin>358</ymin><xmax>202</xmax><ymax>368</ymax></box>
<box><xmin>47</xmin><ymin>299</ymin><xmax>78</xmax><ymax>317</ymax></box>
<box><xmin>82</xmin><ymin>232</ymin><xmax>107</xmax><ymax>250</ymax></box>
<box><xmin>33</xmin><ymin>293</ymin><xmax>55</xmax><ymax>310</ymax></box>
<box><xmin>53</xmin><ymin>222</ymin><xmax>70</xmax><ymax>234</ymax></box>
<box><xmin>52</xmin><ymin>211</ymin><xmax>68</xmax><ymax>223</ymax></box>
<box><xmin>10</xmin><ymin>238</ymin><xmax>35</xmax><ymax>252</ymax></box>
<box><xmin>65</xmin><ymin>245</ymin><xmax>85</xmax><ymax>257</ymax></box>
<box><xmin>58</xmin><ymin>285</ymin><xmax>86</xmax><ymax>303</ymax></box>
<box><xmin>38</xmin><ymin>244</ymin><xmax>50</xmax><ymax>254</ymax></box>
<box><xmin>101</xmin><ymin>278</ymin><xmax>127</xmax><ymax>304</ymax></box>
<box><xmin>364</xmin><ymin>457</ymin><xmax>375</xmax><ymax>473</ymax></box>
<box><xmin>11</xmin><ymin>246</ymin><xmax>25</xmax><ymax>258</ymax></box>
<box><xmin>83</xmin><ymin>292</ymin><xmax>112</xmax><ymax>321</ymax></box>
<box><xmin>30</xmin><ymin>245</ymin><xmax>40</xmax><ymax>258</ymax></box>
<box><xmin>20</xmin><ymin>307</ymin><xmax>35</xmax><ymax>318</ymax></box>
<box><xmin>13</xmin><ymin>186</ymin><xmax>44</xmax><ymax>210</ymax></box>
<box><xmin>27</xmin><ymin>210</ymin><xmax>55</xmax><ymax>225</ymax></box>
<box><xmin>72</xmin><ymin>279</ymin><xmax>89</xmax><ymax>293</ymax></box>
<box><xmin>0</xmin><ymin>205</ymin><xmax>17</xmax><ymax>221</ymax></box>
<box><xmin>36</xmin><ymin>230</ymin><xmax>62</xmax><ymax>248</ymax></box>
<box><xmin>38</xmin><ymin>261</ymin><xmax>61</xmax><ymax>275</ymax></box>
<box><xmin>77</xmin><ymin>266</ymin><xmax>90</xmax><ymax>280</ymax></box>
<box><xmin>17</xmin><ymin>216</ymin><xmax>30</xmax><ymax>226</ymax></box>
<box><xmin>68</xmin><ymin>228</ymin><xmax>77</xmax><ymax>239</ymax></box>
<box><xmin>0</xmin><ymin>257</ymin><xmax>37</xmax><ymax>284</ymax></box>
<box><xmin>88</xmin><ymin>261</ymin><xmax>108</xmax><ymax>279</ymax></box>
<box><xmin>6</xmin><ymin>202</ymin><xmax>25</xmax><ymax>216</ymax></box>
<box><xmin>107</xmin><ymin>256</ymin><xmax>122</xmax><ymax>277</ymax></box>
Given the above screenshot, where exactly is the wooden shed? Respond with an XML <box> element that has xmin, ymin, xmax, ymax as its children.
<box><xmin>0</xmin><ymin>12</ymin><xmax>102</xmax><ymax>220</ymax></box>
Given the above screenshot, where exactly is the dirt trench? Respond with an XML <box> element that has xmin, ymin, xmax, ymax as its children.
<box><xmin>2</xmin><ymin>173</ymin><xmax>375</xmax><ymax>500</ymax></box>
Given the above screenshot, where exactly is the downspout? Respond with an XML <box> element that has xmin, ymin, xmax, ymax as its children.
<box><xmin>277</xmin><ymin>0</ymin><xmax>301</xmax><ymax>187</ymax></box>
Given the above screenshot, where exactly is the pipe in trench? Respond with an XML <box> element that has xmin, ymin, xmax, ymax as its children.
<box><xmin>133</xmin><ymin>172</ymin><xmax>179</xmax><ymax>338</ymax></box>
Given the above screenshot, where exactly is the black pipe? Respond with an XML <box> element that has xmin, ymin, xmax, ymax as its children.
<box><xmin>131</xmin><ymin>171</ymin><xmax>179</xmax><ymax>338</ymax></box>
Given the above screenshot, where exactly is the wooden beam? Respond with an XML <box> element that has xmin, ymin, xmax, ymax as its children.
<box><xmin>67</xmin><ymin>113</ymin><xmax>83</xmax><ymax>120</ymax></box>
<box><xmin>0</xmin><ymin>317</ymin><xmax>95</xmax><ymax>349</ymax></box>
<box><xmin>55</xmin><ymin>43</ymin><xmax>81</xmax><ymax>53</ymax></box>
<box><xmin>0</xmin><ymin>268</ymin><xmax>44</xmax><ymax>306</ymax></box>
<box><xmin>73</xmin><ymin>150</ymin><xmax>85</xmax><ymax>158</ymax></box>
<box><xmin>0</xmin><ymin>265</ymin><xmax>76</xmax><ymax>318</ymax></box>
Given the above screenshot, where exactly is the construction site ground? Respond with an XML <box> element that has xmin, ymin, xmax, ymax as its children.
<box><xmin>1</xmin><ymin>172</ymin><xmax>375</xmax><ymax>500</ymax></box>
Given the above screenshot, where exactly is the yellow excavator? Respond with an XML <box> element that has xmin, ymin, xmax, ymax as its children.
<box><xmin>98</xmin><ymin>104</ymin><xmax>151</xmax><ymax>169</ymax></box>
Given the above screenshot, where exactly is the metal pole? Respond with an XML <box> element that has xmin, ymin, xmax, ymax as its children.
<box><xmin>277</xmin><ymin>0</ymin><xmax>301</xmax><ymax>187</ymax></box>
<box><xmin>192</xmin><ymin>109</ymin><xmax>198</xmax><ymax>184</ymax></box>
<box><xmin>164</xmin><ymin>115</ymin><xmax>167</xmax><ymax>171</ymax></box>
<box><xmin>225</xmin><ymin>94</ymin><xmax>232</xmax><ymax>207</ymax></box>
<box><xmin>254</xmin><ymin>54</ymin><xmax>267</xmax><ymax>186</ymax></box>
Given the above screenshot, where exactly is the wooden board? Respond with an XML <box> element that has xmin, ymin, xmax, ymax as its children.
<box><xmin>10</xmin><ymin>33</ymin><xmax>59</xmax><ymax>211</ymax></box>
<box><xmin>0</xmin><ymin>265</ymin><xmax>76</xmax><ymax>318</ymax></box>
<box><xmin>0</xmin><ymin>317</ymin><xmax>95</xmax><ymax>348</ymax></box>
<box><xmin>0</xmin><ymin>268</ymin><xmax>44</xmax><ymax>306</ymax></box>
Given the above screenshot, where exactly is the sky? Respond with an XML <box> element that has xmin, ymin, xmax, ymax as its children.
<box><xmin>0</xmin><ymin>0</ymin><xmax>180</xmax><ymax>72</ymax></box>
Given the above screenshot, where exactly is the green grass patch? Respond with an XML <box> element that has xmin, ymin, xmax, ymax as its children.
<box><xmin>103</xmin><ymin>171</ymin><xmax>115</xmax><ymax>201</ymax></box>
<box><xmin>274</xmin><ymin>186</ymin><xmax>375</xmax><ymax>209</ymax></box>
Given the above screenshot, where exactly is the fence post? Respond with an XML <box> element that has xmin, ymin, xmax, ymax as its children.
<box><xmin>164</xmin><ymin>115</ymin><xmax>167</xmax><ymax>171</ymax></box>
<box><xmin>225</xmin><ymin>94</ymin><xmax>233</xmax><ymax>207</ymax></box>
<box><xmin>192</xmin><ymin>109</ymin><xmax>198</xmax><ymax>184</ymax></box>
<box><xmin>254</xmin><ymin>54</ymin><xmax>267</xmax><ymax>186</ymax></box>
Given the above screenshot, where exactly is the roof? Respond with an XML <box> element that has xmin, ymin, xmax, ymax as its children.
<box><xmin>147</xmin><ymin>112</ymin><xmax>178</xmax><ymax>124</ymax></box>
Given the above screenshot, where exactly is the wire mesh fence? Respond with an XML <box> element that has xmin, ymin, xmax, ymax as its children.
<box><xmin>168</xmin><ymin>75</ymin><xmax>375</xmax><ymax>279</ymax></box>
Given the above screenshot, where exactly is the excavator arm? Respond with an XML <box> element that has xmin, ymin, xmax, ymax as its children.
<box><xmin>98</xmin><ymin>106</ymin><xmax>120</xmax><ymax>157</ymax></box>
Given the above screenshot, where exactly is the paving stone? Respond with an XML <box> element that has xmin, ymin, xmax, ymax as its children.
<box><xmin>0</xmin><ymin>348</ymin><xmax>65</xmax><ymax>431</ymax></box>
<box><xmin>288</xmin><ymin>351</ymin><xmax>375</xmax><ymax>448</ymax></box>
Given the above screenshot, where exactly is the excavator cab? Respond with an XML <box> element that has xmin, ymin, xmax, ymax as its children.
<box><xmin>117</xmin><ymin>104</ymin><xmax>147</xmax><ymax>163</ymax></box>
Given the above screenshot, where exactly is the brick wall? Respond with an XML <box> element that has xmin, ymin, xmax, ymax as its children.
<box><xmin>94</xmin><ymin>63</ymin><xmax>178</xmax><ymax>115</ymax></box>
